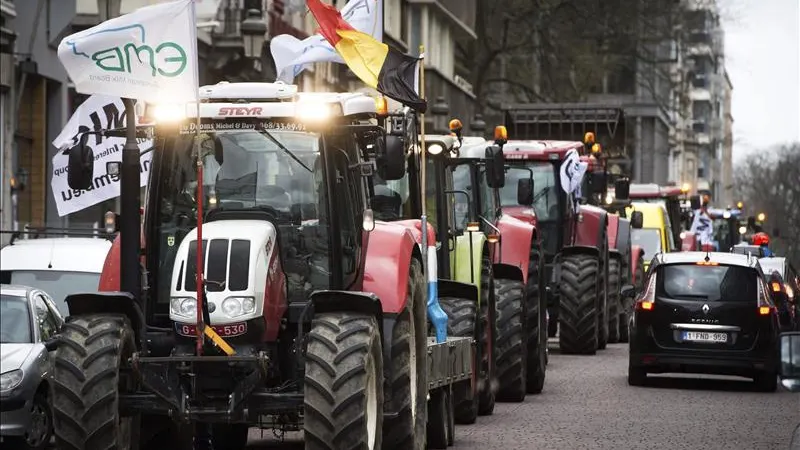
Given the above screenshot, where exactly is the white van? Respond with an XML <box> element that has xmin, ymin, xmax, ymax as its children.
<box><xmin>0</xmin><ymin>237</ymin><xmax>111</xmax><ymax>315</ymax></box>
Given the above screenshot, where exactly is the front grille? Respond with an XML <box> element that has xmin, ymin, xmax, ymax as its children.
<box><xmin>183</xmin><ymin>239</ymin><xmax>251</xmax><ymax>292</ymax></box>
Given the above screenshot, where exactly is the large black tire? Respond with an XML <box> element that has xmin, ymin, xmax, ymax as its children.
<box><xmin>304</xmin><ymin>313</ymin><xmax>384</xmax><ymax>450</ymax></box>
<box><xmin>51</xmin><ymin>315</ymin><xmax>139</xmax><ymax>450</ymax></box>
<box><xmin>210</xmin><ymin>424</ymin><xmax>249</xmax><ymax>450</ymax></box>
<box><xmin>607</xmin><ymin>258</ymin><xmax>621</xmax><ymax>344</ymax></box>
<box><xmin>438</xmin><ymin>297</ymin><xmax>478</xmax><ymax>424</ymax></box>
<box><xmin>558</xmin><ymin>254</ymin><xmax>600</xmax><ymax>355</ymax></box>
<box><xmin>425</xmin><ymin>388</ymin><xmax>448</xmax><ymax>450</ymax></box>
<box><xmin>620</xmin><ymin>255</ymin><xmax>644</xmax><ymax>343</ymax></box>
<box><xmin>477</xmin><ymin>256</ymin><xmax>496</xmax><ymax>416</ymax></box>
<box><xmin>526</xmin><ymin>248</ymin><xmax>547</xmax><ymax>394</ymax></box>
<box><xmin>493</xmin><ymin>278</ymin><xmax>527</xmax><ymax>402</ymax></box>
<box><xmin>597</xmin><ymin>253</ymin><xmax>608</xmax><ymax>351</ymax></box>
<box><xmin>384</xmin><ymin>259</ymin><xmax>428</xmax><ymax>450</ymax></box>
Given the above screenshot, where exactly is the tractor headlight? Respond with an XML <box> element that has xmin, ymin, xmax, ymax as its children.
<box><xmin>0</xmin><ymin>369</ymin><xmax>23</xmax><ymax>393</ymax></box>
<box><xmin>221</xmin><ymin>296</ymin><xmax>256</xmax><ymax>318</ymax></box>
<box><xmin>170</xmin><ymin>297</ymin><xmax>196</xmax><ymax>318</ymax></box>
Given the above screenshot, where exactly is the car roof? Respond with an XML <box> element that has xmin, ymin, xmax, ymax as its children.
<box><xmin>654</xmin><ymin>251</ymin><xmax>759</xmax><ymax>269</ymax></box>
<box><xmin>1</xmin><ymin>238</ymin><xmax>110</xmax><ymax>273</ymax></box>
<box><xmin>0</xmin><ymin>284</ymin><xmax>34</xmax><ymax>298</ymax></box>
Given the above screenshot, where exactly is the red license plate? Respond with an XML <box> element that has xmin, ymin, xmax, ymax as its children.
<box><xmin>176</xmin><ymin>322</ymin><xmax>248</xmax><ymax>337</ymax></box>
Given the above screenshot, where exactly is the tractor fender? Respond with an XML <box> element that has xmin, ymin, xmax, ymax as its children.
<box><xmin>439</xmin><ymin>279</ymin><xmax>480</xmax><ymax>302</ymax></box>
<box><xmin>606</xmin><ymin>214</ymin><xmax>620</xmax><ymax>250</ymax></box>
<box><xmin>363</xmin><ymin>222</ymin><xmax>422</xmax><ymax>314</ymax></box>
<box><xmin>630</xmin><ymin>245</ymin><xmax>645</xmax><ymax>284</ymax></box>
<box><xmin>98</xmin><ymin>234</ymin><xmax>145</xmax><ymax>292</ymax></box>
<box><xmin>574</xmin><ymin>205</ymin><xmax>608</xmax><ymax>248</ymax></box>
<box><xmin>65</xmin><ymin>292</ymin><xmax>146</xmax><ymax>350</ymax></box>
<box><xmin>389</xmin><ymin>219</ymin><xmax>437</xmax><ymax>247</ymax></box>
<box><xmin>616</xmin><ymin>219</ymin><xmax>632</xmax><ymax>260</ymax></box>
<box><xmin>452</xmin><ymin>231</ymin><xmax>488</xmax><ymax>298</ymax></box>
<box><xmin>495</xmin><ymin>214</ymin><xmax>535</xmax><ymax>284</ymax></box>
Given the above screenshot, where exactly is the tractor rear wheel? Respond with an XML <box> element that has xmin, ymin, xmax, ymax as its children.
<box><xmin>493</xmin><ymin>278</ymin><xmax>527</xmax><ymax>402</ymax></box>
<box><xmin>304</xmin><ymin>313</ymin><xmax>383</xmax><ymax>450</ymax></box>
<box><xmin>439</xmin><ymin>297</ymin><xmax>478</xmax><ymax>424</ymax></box>
<box><xmin>607</xmin><ymin>258</ymin><xmax>621</xmax><ymax>344</ymax></box>
<box><xmin>51</xmin><ymin>315</ymin><xmax>139</xmax><ymax>450</ymax></box>
<box><xmin>558</xmin><ymin>254</ymin><xmax>600</xmax><ymax>355</ymax></box>
<box><xmin>526</xmin><ymin>249</ymin><xmax>547</xmax><ymax>394</ymax></box>
<box><xmin>384</xmin><ymin>259</ymin><xmax>428</xmax><ymax>450</ymax></box>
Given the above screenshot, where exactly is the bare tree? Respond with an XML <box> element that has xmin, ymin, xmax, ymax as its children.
<box><xmin>734</xmin><ymin>144</ymin><xmax>800</xmax><ymax>266</ymax></box>
<box><xmin>468</xmin><ymin>0</ymin><xmax>691</xmax><ymax>124</ymax></box>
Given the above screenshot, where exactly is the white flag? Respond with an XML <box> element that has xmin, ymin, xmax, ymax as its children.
<box><xmin>271</xmin><ymin>0</ymin><xmax>383</xmax><ymax>83</ymax></box>
<box><xmin>689</xmin><ymin>209</ymin><xmax>714</xmax><ymax>245</ymax></box>
<box><xmin>58</xmin><ymin>0</ymin><xmax>199</xmax><ymax>104</ymax></box>
<box><xmin>51</xmin><ymin>95</ymin><xmax>154</xmax><ymax>217</ymax></box>
<box><xmin>143</xmin><ymin>0</ymin><xmax>221</xmax><ymax>22</ymax></box>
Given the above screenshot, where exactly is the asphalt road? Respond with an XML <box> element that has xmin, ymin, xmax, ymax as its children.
<box><xmin>247</xmin><ymin>340</ymin><xmax>800</xmax><ymax>450</ymax></box>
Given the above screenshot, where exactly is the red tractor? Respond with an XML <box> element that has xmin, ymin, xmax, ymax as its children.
<box><xmin>499</xmin><ymin>104</ymin><xmax>645</xmax><ymax>353</ymax></box>
<box><xmin>50</xmin><ymin>83</ymin><xmax>474</xmax><ymax>449</ymax></box>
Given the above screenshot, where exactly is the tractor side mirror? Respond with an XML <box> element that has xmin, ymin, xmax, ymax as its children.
<box><xmin>484</xmin><ymin>145</ymin><xmax>505</xmax><ymax>189</ymax></box>
<box><xmin>779</xmin><ymin>332</ymin><xmax>800</xmax><ymax>392</ymax></box>
<box><xmin>67</xmin><ymin>133</ymin><xmax>96</xmax><ymax>190</ymax></box>
<box><xmin>614</xmin><ymin>177</ymin><xmax>630</xmax><ymax>201</ymax></box>
<box><xmin>517</xmin><ymin>178</ymin><xmax>534</xmax><ymax>206</ymax></box>
<box><xmin>376</xmin><ymin>135</ymin><xmax>406</xmax><ymax>181</ymax></box>
<box><xmin>620</xmin><ymin>284</ymin><xmax>637</xmax><ymax>299</ymax></box>
<box><xmin>689</xmin><ymin>194</ymin><xmax>701</xmax><ymax>210</ymax></box>
<box><xmin>630</xmin><ymin>211</ymin><xmax>644</xmax><ymax>229</ymax></box>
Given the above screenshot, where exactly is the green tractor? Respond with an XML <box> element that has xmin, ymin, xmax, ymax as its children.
<box><xmin>369</xmin><ymin>109</ymin><xmax>498</xmax><ymax>423</ymax></box>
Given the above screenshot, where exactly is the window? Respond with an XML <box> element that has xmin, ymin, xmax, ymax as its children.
<box><xmin>657</xmin><ymin>264</ymin><xmax>758</xmax><ymax>302</ymax></box>
<box><xmin>499</xmin><ymin>163</ymin><xmax>558</xmax><ymax>221</ymax></box>
<box><xmin>33</xmin><ymin>294</ymin><xmax>58</xmax><ymax>340</ymax></box>
<box><xmin>0</xmin><ymin>294</ymin><xmax>32</xmax><ymax>343</ymax></box>
<box><xmin>0</xmin><ymin>270</ymin><xmax>100</xmax><ymax>316</ymax></box>
<box><xmin>632</xmin><ymin>228</ymin><xmax>662</xmax><ymax>260</ymax></box>
<box><xmin>384</xmin><ymin>0</ymin><xmax>403</xmax><ymax>42</ymax></box>
<box><xmin>451</xmin><ymin>164</ymin><xmax>472</xmax><ymax>229</ymax></box>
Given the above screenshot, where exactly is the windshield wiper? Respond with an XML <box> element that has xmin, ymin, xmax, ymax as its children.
<box><xmin>532</xmin><ymin>186</ymin><xmax>551</xmax><ymax>205</ymax></box>
<box><xmin>257</xmin><ymin>129</ymin><xmax>312</xmax><ymax>173</ymax></box>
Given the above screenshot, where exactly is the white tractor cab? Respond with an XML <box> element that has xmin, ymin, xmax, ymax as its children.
<box><xmin>0</xmin><ymin>229</ymin><xmax>112</xmax><ymax>315</ymax></box>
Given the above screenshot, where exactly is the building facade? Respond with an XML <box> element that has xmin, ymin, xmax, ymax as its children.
<box><xmin>0</xmin><ymin>0</ymin><xmax>15</xmax><ymax>242</ymax></box>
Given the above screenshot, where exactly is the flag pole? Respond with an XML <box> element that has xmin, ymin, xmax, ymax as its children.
<box><xmin>418</xmin><ymin>44</ymin><xmax>429</xmax><ymax>296</ymax></box>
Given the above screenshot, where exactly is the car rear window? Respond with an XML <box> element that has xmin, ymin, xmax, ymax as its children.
<box><xmin>657</xmin><ymin>264</ymin><xmax>759</xmax><ymax>302</ymax></box>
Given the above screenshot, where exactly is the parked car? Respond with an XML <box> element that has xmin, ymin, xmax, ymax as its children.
<box><xmin>0</xmin><ymin>284</ymin><xmax>64</xmax><ymax>449</ymax></box>
<box><xmin>0</xmin><ymin>235</ymin><xmax>112</xmax><ymax>315</ymax></box>
<box><xmin>627</xmin><ymin>251</ymin><xmax>781</xmax><ymax>391</ymax></box>
<box><xmin>759</xmin><ymin>257</ymin><xmax>799</xmax><ymax>331</ymax></box>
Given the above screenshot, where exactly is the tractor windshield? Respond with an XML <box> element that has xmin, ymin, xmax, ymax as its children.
<box><xmin>499</xmin><ymin>162</ymin><xmax>558</xmax><ymax>221</ymax></box>
<box><xmin>150</xmin><ymin>126</ymin><xmax>334</xmax><ymax>304</ymax></box>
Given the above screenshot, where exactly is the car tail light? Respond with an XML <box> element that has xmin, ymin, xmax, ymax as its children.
<box><xmin>757</xmin><ymin>280</ymin><xmax>775</xmax><ymax>315</ymax></box>
<box><xmin>635</xmin><ymin>273</ymin><xmax>657</xmax><ymax>311</ymax></box>
<box><xmin>771</xmin><ymin>282</ymin><xmax>782</xmax><ymax>293</ymax></box>
<box><xmin>758</xmin><ymin>306</ymin><xmax>771</xmax><ymax>315</ymax></box>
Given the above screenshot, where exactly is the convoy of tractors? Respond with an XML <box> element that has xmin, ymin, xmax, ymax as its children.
<box><xmin>47</xmin><ymin>81</ymin><xmax>763</xmax><ymax>450</ymax></box>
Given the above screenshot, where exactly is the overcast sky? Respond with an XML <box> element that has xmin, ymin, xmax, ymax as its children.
<box><xmin>722</xmin><ymin>0</ymin><xmax>800</xmax><ymax>161</ymax></box>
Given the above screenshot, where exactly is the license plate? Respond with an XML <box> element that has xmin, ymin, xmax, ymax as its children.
<box><xmin>176</xmin><ymin>322</ymin><xmax>247</xmax><ymax>338</ymax></box>
<box><xmin>682</xmin><ymin>331</ymin><xmax>727</xmax><ymax>343</ymax></box>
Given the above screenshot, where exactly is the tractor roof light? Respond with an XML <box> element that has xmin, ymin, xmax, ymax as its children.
<box><xmin>466</xmin><ymin>222</ymin><xmax>480</xmax><ymax>232</ymax></box>
<box><xmin>738</xmin><ymin>226</ymin><xmax>747</xmax><ymax>234</ymax></box>
<box><xmin>375</xmin><ymin>96</ymin><xmax>388</xmax><ymax>117</ymax></box>
<box><xmin>449</xmin><ymin>119</ymin><xmax>463</xmax><ymax>133</ymax></box>
<box><xmin>584</xmin><ymin>132</ymin><xmax>595</xmax><ymax>145</ymax></box>
<box><xmin>494</xmin><ymin>125</ymin><xmax>508</xmax><ymax>143</ymax></box>
<box><xmin>591</xmin><ymin>143</ymin><xmax>602</xmax><ymax>154</ymax></box>
<box><xmin>681</xmin><ymin>183</ymin><xmax>691</xmax><ymax>193</ymax></box>
<box><xmin>737</xmin><ymin>201</ymin><xmax>744</xmax><ymax>209</ymax></box>
<box><xmin>757</xmin><ymin>212</ymin><xmax>766</xmax><ymax>222</ymax></box>
<box><xmin>487</xmin><ymin>233</ymin><xmax>499</xmax><ymax>243</ymax></box>
<box><xmin>297</xmin><ymin>101</ymin><xmax>336</xmax><ymax>122</ymax></box>
<box><xmin>151</xmin><ymin>103</ymin><xmax>187</xmax><ymax>123</ymax></box>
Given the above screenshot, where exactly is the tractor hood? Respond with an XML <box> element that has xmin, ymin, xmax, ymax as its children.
<box><xmin>169</xmin><ymin>219</ymin><xmax>278</xmax><ymax>325</ymax></box>
<box><xmin>501</xmin><ymin>206</ymin><xmax>538</xmax><ymax>228</ymax></box>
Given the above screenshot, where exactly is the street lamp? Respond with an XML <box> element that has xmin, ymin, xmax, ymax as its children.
<box><xmin>241</xmin><ymin>9</ymin><xmax>267</xmax><ymax>59</ymax></box>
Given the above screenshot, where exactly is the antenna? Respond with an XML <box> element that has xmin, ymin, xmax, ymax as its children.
<box><xmin>704</xmin><ymin>252</ymin><xmax>710</xmax><ymax>262</ymax></box>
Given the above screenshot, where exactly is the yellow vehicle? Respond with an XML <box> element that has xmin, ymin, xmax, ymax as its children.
<box><xmin>626</xmin><ymin>202</ymin><xmax>677</xmax><ymax>271</ymax></box>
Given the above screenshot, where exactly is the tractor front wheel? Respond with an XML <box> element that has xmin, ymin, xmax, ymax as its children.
<box><xmin>51</xmin><ymin>315</ymin><xmax>139</xmax><ymax>450</ymax></box>
<box><xmin>304</xmin><ymin>313</ymin><xmax>384</xmax><ymax>450</ymax></box>
<box><xmin>558</xmin><ymin>254</ymin><xmax>600</xmax><ymax>355</ymax></box>
<box><xmin>493</xmin><ymin>278</ymin><xmax>527</xmax><ymax>402</ymax></box>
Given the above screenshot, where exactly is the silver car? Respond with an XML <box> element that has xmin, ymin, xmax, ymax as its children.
<box><xmin>0</xmin><ymin>284</ymin><xmax>63</xmax><ymax>449</ymax></box>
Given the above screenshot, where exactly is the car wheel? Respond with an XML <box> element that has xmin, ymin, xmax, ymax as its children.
<box><xmin>627</xmin><ymin>365</ymin><xmax>647</xmax><ymax>387</ymax></box>
<box><xmin>753</xmin><ymin>371</ymin><xmax>777</xmax><ymax>393</ymax></box>
<box><xmin>10</xmin><ymin>391</ymin><xmax>53</xmax><ymax>450</ymax></box>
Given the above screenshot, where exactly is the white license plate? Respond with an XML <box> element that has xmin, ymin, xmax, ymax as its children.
<box><xmin>682</xmin><ymin>331</ymin><xmax>728</xmax><ymax>343</ymax></box>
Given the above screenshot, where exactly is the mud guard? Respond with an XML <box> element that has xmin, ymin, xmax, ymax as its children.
<box><xmin>495</xmin><ymin>215</ymin><xmax>535</xmax><ymax>285</ymax></box>
<box><xmin>97</xmin><ymin>233</ymin><xmax>145</xmax><ymax>292</ymax></box>
<box><xmin>65</xmin><ymin>292</ymin><xmax>147</xmax><ymax>350</ymax></box>
<box><xmin>493</xmin><ymin>263</ymin><xmax>525</xmax><ymax>283</ymax></box>
<box><xmin>439</xmin><ymin>279</ymin><xmax>480</xmax><ymax>303</ymax></box>
<box><xmin>574</xmin><ymin>205</ymin><xmax>608</xmax><ymax>248</ymax></box>
<box><xmin>363</xmin><ymin>222</ymin><xmax>420</xmax><ymax>314</ymax></box>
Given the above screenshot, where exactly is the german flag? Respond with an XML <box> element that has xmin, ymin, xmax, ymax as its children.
<box><xmin>307</xmin><ymin>0</ymin><xmax>427</xmax><ymax>113</ymax></box>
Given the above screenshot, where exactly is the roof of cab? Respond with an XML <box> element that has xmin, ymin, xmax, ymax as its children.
<box><xmin>654</xmin><ymin>251</ymin><xmax>759</xmax><ymax>268</ymax></box>
<box><xmin>1</xmin><ymin>238</ymin><xmax>111</xmax><ymax>273</ymax></box>
<box><xmin>500</xmin><ymin>140</ymin><xmax>583</xmax><ymax>161</ymax></box>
